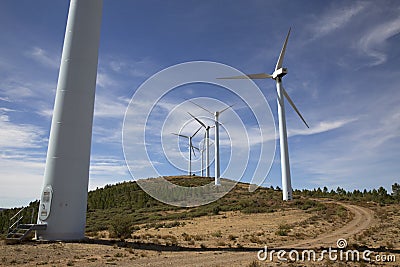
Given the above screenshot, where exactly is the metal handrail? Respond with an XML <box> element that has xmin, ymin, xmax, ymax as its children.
<box><xmin>9</xmin><ymin>207</ymin><xmax>26</xmax><ymax>221</ymax></box>
<box><xmin>9</xmin><ymin>216</ymin><xmax>23</xmax><ymax>230</ymax></box>
<box><xmin>7</xmin><ymin>207</ymin><xmax>27</xmax><ymax>236</ymax></box>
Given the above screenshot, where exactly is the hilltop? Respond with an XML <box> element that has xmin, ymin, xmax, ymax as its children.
<box><xmin>84</xmin><ymin>176</ymin><xmax>345</xmax><ymax>235</ymax></box>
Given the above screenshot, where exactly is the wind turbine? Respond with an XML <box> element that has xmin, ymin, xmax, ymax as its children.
<box><xmin>172</xmin><ymin>126</ymin><xmax>202</xmax><ymax>176</ymax></box>
<box><xmin>187</xmin><ymin>112</ymin><xmax>212</xmax><ymax>178</ymax></box>
<box><xmin>189</xmin><ymin>101</ymin><xmax>233</xmax><ymax>186</ymax></box>
<box><xmin>218</xmin><ymin>28</ymin><xmax>309</xmax><ymax>201</ymax></box>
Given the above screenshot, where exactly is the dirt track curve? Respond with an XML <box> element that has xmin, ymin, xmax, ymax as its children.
<box><xmin>0</xmin><ymin>201</ymin><xmax>376</xmax><ymax>267</ymax></box>
<box><xmin>129</xmin><ymin>201</ymin><xmax>375</xmax><ymax>266</ymax></box>
<box><xmin>287</xmin><ymin>201</ymin><xmax>374</xmax><ymax>249</ymax></box>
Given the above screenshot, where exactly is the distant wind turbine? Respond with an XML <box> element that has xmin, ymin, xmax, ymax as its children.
<box><xmin>189</xmin><ymin>101</ymin><xmax>233</xmax><ymax>186</ymax></box>
<box><xmin>218</xmin><ymin>28</ymin><xmax>309</xmax><ymax>201</ymax></box>
<box><xmin>172</xmin><ymin>126</ymin><xmax>202</xmax><ymax>176</ymax></box>
<box><xmin>188</xmin><ymin>112</ymin><xmax>213</xmax><ymax>178</ymax></box>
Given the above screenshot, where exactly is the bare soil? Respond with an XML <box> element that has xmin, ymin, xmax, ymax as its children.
<box><xmin>1</xmin><ymin>201</ymin><xmax>399</xmax><ymax>267</ymax></box>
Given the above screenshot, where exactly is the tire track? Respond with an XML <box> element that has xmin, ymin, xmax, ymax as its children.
<box><xmin>124</xmin><ymin>202</ymin><xmax>375</xmax><ymax>266</ymax></box>
<box><xmin>287</xmin><ymin>201</ymin><xmax>374</xmax><ymax>249</ymax></box>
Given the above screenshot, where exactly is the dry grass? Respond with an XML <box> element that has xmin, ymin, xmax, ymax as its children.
<box><xmin>1</xmin><ymin>201</ymin><xmax>399</xmax><ymax>266</ymax></box>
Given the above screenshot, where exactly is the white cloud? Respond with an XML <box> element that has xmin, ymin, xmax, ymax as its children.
<box><xmin>94</xmin><ymin>94</ymin><xmax>129</xmax><ymax>119</ymax></box>
<box><xmin>0</xmin><ymin>156</ymin><xmax>44</xmax><ymax>208</ymax></box>
<box><xmin>309</xmin><ymin>2</ymin><xmax>368</xmax><ymax>39</ymax></box>
<box><xmin>25</xmin><ymin>47</ymin><xmax>60</xmax><ymax>69</ymax></box>
<box><xmin>92</xmin><ymin>123</ymin><xmax>123</xmax><ymax>144</ymax></box>
<box><xmin>0</xmin><ymin>78</ymin><xmax>56</xmax><ymax>102</ymax></box>
<box><xmin>0</xmin><ymin>107</ymin><xmax>15</xmax><ymax>113</ymax></box>
<box><xmin>0</xmin><ymin>96</ymin><xmax>11</xmax><ymax>102</ymax></box>
<box><xmin>36</xmin><ymin>108</ymin><xmax>53</xmax><ymax>118</ymax></box>
<box><xmin>108</xmin><ymin>57</ymin><xmax>159</xmax><ymax>78</ymax></box>
<box><xmin>89</xmin><ymin>157</ymin><xmax>129</xmax><ymax>177</ymax></box>
<box><xmin>358</xmin><ymin>17</ymin><xmax>400</xmax><ymax>66</ymax></box>
<box><xmin>289</xmin><ymin>118</ymin><xmax>357</xmax><ymax>137</ymax></box>
<box><xmin>1</xmin><ymin>84</ymin><xmax>34</xmax><ymax>98</ymax></box>
<box><xmin>0</xmin><ymin>114</ymin><xmax>46</xmax><ymax>149</ymax></box>
<box><xmin>96</xmin><ymin>72</ymin><xmax>118</xmax><ymax>88</ymax></box>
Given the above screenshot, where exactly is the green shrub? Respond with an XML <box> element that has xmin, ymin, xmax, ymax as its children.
<box><xmin>212</xmin><ymin>206</ymin><xmax>220</xmax><ymax>215</ymax></box>
<box><xmin>276</xmin><ymin>224</ymin><xmax>291</xmax><ymax>236</ymax></box>
<box><xmin>228</xmin><ymin>234</ymin><xmax>238</xmax><ymax>241</ymax></box>
<box><xmin>211</xmin><ymin>230</ymin><xmax>222</xmax><ymax>238</ymax></box>
<box><xmin>109</xmin><ymin>216</ymin><xmax>132</xmax><ymax>240</ymax></box>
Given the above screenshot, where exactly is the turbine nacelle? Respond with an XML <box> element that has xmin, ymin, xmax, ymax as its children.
<box><xmin>272</xmin><ymin>67</ymin><xmax>288</xmax><ymax>79</ymax></box>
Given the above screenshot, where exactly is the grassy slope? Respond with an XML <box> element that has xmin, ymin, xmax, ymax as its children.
<box><xmin>85</xmin><ymin>176</ymin><xmax>332</xmax><ymax>234</ymax></box>
<box><xmin>2</xmin><ymin>176</ymin><xmax>397</xmax><ymax>237</ymax></box>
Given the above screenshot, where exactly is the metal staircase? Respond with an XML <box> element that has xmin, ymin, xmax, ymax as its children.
<box><xmin>6</xmin><ymin>207</ymin><xmax>47</xmax><ymax>243</ymax></box>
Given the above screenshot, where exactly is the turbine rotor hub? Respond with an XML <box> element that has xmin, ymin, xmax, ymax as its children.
<box><xmin>272</xmin><ymin>67</ymin><xmax>288</xmax><ymax>79</ymax></box>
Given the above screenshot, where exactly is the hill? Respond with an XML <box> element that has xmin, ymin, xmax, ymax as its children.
<box><xmin>1</xmin><ymin>176</ymin><xmax>400</xmax><ymax>266</ymax></box>
<box><xmin>85</xmin><ymin>176</ymin><xmax>334</xmax><ymax>235</ymax></box>
<box><xmin>1</xmin><ymin>176</ymin><xmax>399</xmax><ymax>237</ymax></box>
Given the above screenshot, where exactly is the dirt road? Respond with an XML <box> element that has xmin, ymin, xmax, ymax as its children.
<box><xmin>118</xmin><ymin>201</ymin><xmax>377</xmax><ymax>266</ymax></box>
<box><xmin>287</xmin><ymin>201</ymin><xmax>375</xmax><ymax>249</ymax></box>
<box><xmin>0</xmin><ymin>202</ymin><xmax>379</xmax><ymax>266</ymax></box>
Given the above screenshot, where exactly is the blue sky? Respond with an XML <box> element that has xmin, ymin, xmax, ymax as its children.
<box><xmin>1</xmin><ymin>0</ymin><xmax>400</xmax><ymax>208</ymax></box>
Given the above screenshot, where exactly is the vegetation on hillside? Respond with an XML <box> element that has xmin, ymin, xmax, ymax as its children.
<box><xmin>1</xmin><ymin>177</ymin><xmax>399</xmax><ymax>238</ymax></box>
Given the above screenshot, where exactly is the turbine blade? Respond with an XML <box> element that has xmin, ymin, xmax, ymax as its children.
<box><xmin>190</xmin><ymin>143</ymin><xmax>200</xmax><ymax>156</ymax></box>
<box><xmin>217</xmin><ymin>73</ymin><xmax>272</xmax><ymax>79</ymax></box>
<box><xmin>275</xmin><ymin>28</ymin><xmax>291</xmax><ymax>71</ymax></box>
<box><xmin>188</xmin><ymin>112</ymin><xmax>206</xmax><ymax>128</ymax></box>
<box><xmin>192</xmin><ymin>126</ymin><xmax>202</xmax><ymax>138</ymax></box>
<box><xmin>191</xmin><ymin>143</ymin><xmax>196</xmax><ymax>156</ymax></box>
<box><xmin>172</xmin><ymin>133</ymin><xmax>189</xmax><ymax>139</ymax></box>
<box><xmin>282</xmin><ymin>87</ymin><xmax>309</xmax><ymax>128</ymax></box>
<box><xmin>188</xmin><ymin>100</ymin><xmax>213</xmax><ymax>115</ymax></box>
<box><xmin>219</xmin><ymin>103</ymin><xmax>235</xmax><ymax>114</ymax></box>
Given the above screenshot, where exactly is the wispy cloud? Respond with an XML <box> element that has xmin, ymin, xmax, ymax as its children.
<box><xmin>94</xmin><ymin>94</ymin><xmax>129</xmax><ymax>119</ymax></box>
<box><xmin>36</xmin><ymin>108</ymin><xmax>53</xmax><ymax>118</ymax></box>
<box><xmin>0</xmin><ymin>110</ymin><xmax>47</xmax><ymax>207</ymax></box>
<box><xmin>0</xmin><ymin>113</ymin><xmax>46</xmax><ymax>149</ymax></box>
<box><xmin>25</xmin><ymin>47</ymin><xmax>60</xmax><ymax>69</ymax></box>
<box><xmin>358</xmin><ymin>17</ymin><xmax>400</xmax><ymax>66</ymax></box>
<box><xmin>0</xmin><ymin>156</ymin><xmax>44</xmax><ymax>207</ymax></box>
<box><xmin>96</xmin><ymin>72</ymin><xmax>118</xmax><ymax>88</ymax></box>
<box><xmin>90</xmin><ymin>156</ymin><xmax>129</xmax><ymax>177</ymax></box>
<box><xmin>0</xmin><ymin>82</ymin><xmax>34</xmax><ymax>99</ymax></box>
<box><xmin>289</xmin><ymin>118</ymin><xmax>357</xmax><ymax>137</ymax></box>
<box><xmin>108</xmin><ymin>57</ymin><xmax>159</xmax><ymax>78</ymax></box>
<box><xmin>309</xmin><ymin>2</ymin><xmax>368</xmax><ymax>40</ymax></box>
<box><xmin>0</xmin><ymin>96</ymin><xmax>12</xmax><ymax>102</ymax></box>
<box><xmin>0</xmin><ymin>78</ymin><xmax>56</xmax><ymax>102</ymax></box>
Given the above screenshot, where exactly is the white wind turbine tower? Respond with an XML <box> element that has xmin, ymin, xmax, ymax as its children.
<box><xmin>189</xmin><ymin>101</ymin><xmax>233</xmax><ymax>186</ymax></box>
<box><xmin>219</xmin><ymin>28</ymin><xmax>309</xmax><ymax>201</ymax></box>
<box><xmin>172</xmin><ymin>127</ymin><xmax>202</xmax><ymax>176</ymax></box>
<box><xmin>199</xmin><ymin>132</ymin><xmax>207</xmax><ymax>177</ymax></box>
<box><xmin>188</xmin><ymin>112</ymin><xmax>212</xmax><ymax>177</ymax></box>
<box><xmin>35</xmin><ymin>0</ymin><xmax>102</xmax><ymax>241</ymax></box>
